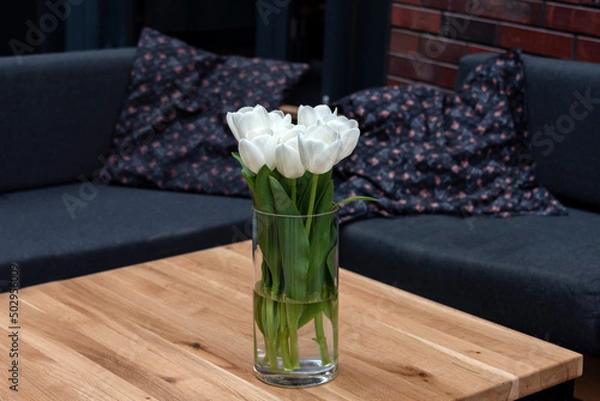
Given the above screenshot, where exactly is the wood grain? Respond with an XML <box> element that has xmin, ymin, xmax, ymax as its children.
<box><xmin>0</xmin><ymin>241</ymin><xmax>582</xmax><ymax>400</ymax></box>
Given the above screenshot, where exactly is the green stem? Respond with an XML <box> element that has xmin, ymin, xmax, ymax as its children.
<box><xmin>286</xmin><ymin>303</ymin><xmax>302</xmax><ymax>369</ymax></box>
<box><xmin>304</xmin><ymin>174</ymin><xmax>320</xmax><ymax>235</ymax></box>
<box><xmin>265</xmin><ymin>298</ymin><xmax>279</xmax><ymax>370</ymax></box>
<box><xmin>279</xmin><ymin>330</ymin><xmax>293</xmax><ymax>371</ymax></box>
<box><xmin>289</xmin><ymin>327</ymin><xmax>300</xmax><ymax>368</ymax></box>
<box><xmin>278</xmin><ymin>302</ymin><xmax>294</xmax><ymax>371</ymax></box>
<box><xmin>314</xmin><ymin>311</ymin><xmax>331</xmax><ymax>365</ymax></box>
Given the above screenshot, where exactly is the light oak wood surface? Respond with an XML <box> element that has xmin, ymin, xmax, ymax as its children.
<box><xmin>1</xmin><ymin>241</ymin><xmax>582</xmax><ymax>400</ymax></box>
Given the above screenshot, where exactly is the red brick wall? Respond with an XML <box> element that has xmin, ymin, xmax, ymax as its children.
<box><xmin>388</xmin><ymin>0</ymin><xmax>600</xmax><ymax>90</ymax></box>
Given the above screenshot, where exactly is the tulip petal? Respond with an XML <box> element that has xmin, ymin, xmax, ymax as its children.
<box><xmin>314</xmin><ymin>105</ymin><xmax>334</xmax><ymax>120</ymax></box>
<box><xmin>338</xmin><ymin>127</ymin><xmax>360</xmax><ymax>160</ymax></box>
<box><xmin>268</xmin><ymin>110</ymin><xmax>292</xmax><ymax>127</ymax></box>
<box><xmin>297</xmin><ymin>105</ymin><xmax>318</xmax><ymax>127</ymax></box>
<box><xmin>305</xmin><ymin>122</ymin><xmax>338</xmax><ymax>143</ymax></box>
<box><xmin>254</xmin><ymin>135</ymin><xmax>278</xmax><ymax>170</ymax></box>
<box><xmin>226</xmin><ymin>106</ymin><xmax>254</xmax><ymax>141</ymax></box>
<box><xmin>276</xmin><ymin>139</ymin><xmax>305</xmax><ymax>179</ymax></box>
<box><xmin>298</xmin><ymin>104</ymin><xmax>336</xmax><ymax>127</ymax></box>
<box><xmin>298</xmin><ymin>134</ymin><xmax>343</xmax><ymax>174</ymax></box>
<box><xmin>236</xmin><ymin>107</ymin><xmax>270</xmax><ymax>137</ymax></box>
<box><xmin>239</xmin><ymin>138</ymin><xmax>266</xmax><ymax>174</ymax></box>
<box><xmin>276</xmin><ymin>124</ymin><xmax>305</xmax><ymax>142</ymax></box>
<box><xmin>245</xmin><ymin>127</ymin><xmax>273</xmax><ymax>140</ymax></box>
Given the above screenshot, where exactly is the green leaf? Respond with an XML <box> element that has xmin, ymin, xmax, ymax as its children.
<box><xmin>316</xmin><ymin>170</ymin><xmax>333</xmax><ymax>195</ymax></box>
<box><xmin>335</xmin><ymin>196</ymin><xmax>379</xmax><ymax>206</ymax></box>
<box><xmin>256</xmin><ymin>211</ymin><xmax>281</xmax><ymax>296</ymax></box>
<box><xmin>315</xmin><ymin>180</ymin><xmax>335</xmax><ymax>213</ymax></box>
<box><xmin>261</xmin><ymin>260</ymin><xmax>272</xmax><ymax>289</ymax></box>
<box><xmin>286</xmin><ymin>302</ymin><xmax>304</xmax><ymax>330</ymax></box>
<box><xmin>253</xmin><ymin>288</ymin><xmax>265</xmax><ymax>335</ymax></box>
<box><xmin>268</xmin><ymin>177</ymin><xmax>311</xmax><ymax>301</ymax></box>
<box><xmin>268</xmin><ymin>176</ymin><xmax>301</xmax><ymax>216</ymax></box>
<box><xmin>297</xmin><ymin>303</ymin><xmax>323</xmax><ymax>328</ymax></box>
<box><xmin>325</xmin><ymin>223</ymin><xmax>339</xmax><ymax>290</ymax></box>
<box><xmin>296</xmin><ymin>172</ymin><xmax>314</xmax><ymax>215</ymax></box>
<box><xmin>253</xmin><ymin>166</ymin><xmax>275</xmax><ymax>213</ymax></box>
<box><xmin>252</xmin><ymin>168</ymin><xmax>280</xmax><ymax>296</ymax></box>
<box><xmin>323</xmin><ymin>294</ymin><xmax>338</xmax><ymax>322</ymax></box>
<box><xmin>306</xmin><ymin>209</ymin><xmax>337</xmax><ymax>297</ymax></box>
<box><xmin>233</xmin><ymin>152</ymin><xmax>257</xmax><ymax>197</ymax></box>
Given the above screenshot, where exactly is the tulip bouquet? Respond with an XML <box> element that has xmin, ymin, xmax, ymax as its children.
<box><xmin>227</xmin><ymin>104</ymin><xmax>373</xmax><ymax>378</ymax></box>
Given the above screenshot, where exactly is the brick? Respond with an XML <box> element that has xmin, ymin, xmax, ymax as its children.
<box><xmin>497</xmin><ymin>23</ymin><xmax>574</xmax><ymax>59</ymax></box>
<box><xmin>388</xmin><ymin>53</ymin><xmax>438</xmax><ymax>84</ymax></box>
<box><xmin>393</xmin><ymin>0</ymin><xmax>422</xmax><ymax>5</ymax></box>
<box><xmin>387</xmin><ymin>75</ymin><xmax>414</xmax><ymax>86</ymax></box>
<box><xmin>391</xmin><ymin>4</ymin><xmax>442</xmax><ymax>33</ymax></box>
<box><xmin>576</xmin><ymin>36</ymin><xmax>600</xmax><ymax>62</ymax></box>
<box><xmin>440</xmin><ymin>13</ymin><xmax>498</xmax><ymax>46</ymax></box>
<box><xmin>389</xmin><ymin>29</ymin><xmax>420</xmax><ymax>55</ymax></box>
<box><xmin>468</xmin><ymin>0</ymin><xmax>543</xmax><ymax>25</ymax></box>
<box><xmin>450</xmin><ymin>0</ymin><xmax>470</xmax><ymax>13</ymax></box>
<box><xmin>421</xmin><ymin>0</ymin><xmax>450</xmax><ymax>9</ymax></box>
<box><xmin>467</xmin><ymin>43</ymin><xmax>504</xmax><ymax>54</ymax></box>
<box><xmin>545</xmin><ymin>3</ymin><xmax>600</xmax><ymax>36</ymax></box>
<box><xmin>422</xmin><ymin>0</ymin><xmax>470</xmax><ymax>12</ymax></box>
<box><xmin>438</xmin><ymin>64</ymin><xmax>459</xmax><ymax>89</ymax></box>
<box><xmin>418</xmin><ymin>35</ymin><xmax>466</xmax><ymax>63</ymax></box>
<box><xmin>581</xmin><ymin>0</ymin><xmax>600</xmax><ymax>7</ymax></box>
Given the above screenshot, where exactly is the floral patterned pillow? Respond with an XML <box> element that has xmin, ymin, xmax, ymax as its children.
<box><xmin>98</xmin><ymin>28</ymin><xmax>308</xmax><ymax>197</ymax></box>
<box><xmin>333</xmin><ymin>50</ymin><xmax>566</xmax><ymax>221</ymax></box>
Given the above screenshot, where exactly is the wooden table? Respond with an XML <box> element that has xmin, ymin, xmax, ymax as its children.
<box><xmin>1</xmin><ymin>241</ymin><xmax>582</xmax><ymax>400</ymax></box>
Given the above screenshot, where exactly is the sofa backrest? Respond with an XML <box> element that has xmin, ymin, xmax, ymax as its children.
<box><xmin>0</xmin><ymin>47</ymin><xmax>136</xmax><ymax>193</ymax></box>
<box><xmin>457</xmin><ymin>53</ymin><xmax>600</xmax><ymax>209</ymax></box>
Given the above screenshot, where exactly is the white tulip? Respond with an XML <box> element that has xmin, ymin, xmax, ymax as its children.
<box><xmin>275</xmin><ymin>130</ymin><xmax>306</xmax><ymax>179</ymax></box>
<box><xmin>297</xmin><ymin>105</ymin><xmax>337</xmax><ymax>127</ymax></box>
<box><xmin>226</xmin><ymin>106</ymin><xmax>254</xmax><ymax>141</ymax></box>
<box><xmin>229</xmin><ymin>104</ymin><xmax>359</xmax><ymax>176</ymax></box>
<box><xmin>298</xmin><ymin>122</ymin><xmax>343</xmax><ymax>174</ymax></box>
<box><xmin>268</xmin><ymin>110</ymin><xmax>293</xmax><ymax>128</ymax></box>
<box><xmin>239</xmin><ymin>134</ymin><xmax>278</xmax><ymax>174</ymax></box>
<box><xmin>226</xmin><ymin>105</ymin><xmax>270</xmax><ymax>141</ymax></box>
<box><xmin>227</xmin><ymin>105</ymin><xmax>295</xmax><ymax>143</ymax></box>
<box><xmin>324</xmin><ymin>116</ymin><xmax>360</xmax><ymax>161</ymax></box>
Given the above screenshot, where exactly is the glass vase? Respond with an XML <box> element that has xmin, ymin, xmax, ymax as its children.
<box><xmin>252</xmin><ymin>208</ymin><xmax>339</xmax><ymax>387</ymax></box>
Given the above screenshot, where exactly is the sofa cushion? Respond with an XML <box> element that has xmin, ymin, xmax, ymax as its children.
<box><xmin>333</xmin><ymin>50</ymin><xmax>565</xmax><ymax>222</ymax></box>
<box><xmin>340</xmin><ymin>210</ymin><xmax>600</xmax><ymax>356</ymax></box>
<box><xmin>458</xmin><ymin>53</ymin><xmax>600</xmax><ymax>209</ymax></box>
<box><xmin>0</xmin><ymin>48</ymin><xmax>135</xmax><ymax>193</ymax></box>
<box><xmin>0</xmin><ymin>184</ymin><xmax>252</xmax><ymax>290</ymax></box>
<box><xmin>98</xmin><ymin>28</ymin><xmax>308</xmax><ymax>197</ymax></box>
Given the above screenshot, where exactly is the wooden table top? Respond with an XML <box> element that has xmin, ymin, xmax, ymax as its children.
<box><xmin>1</xmin><ymin>241</ymin><xmax>582</xmax><ymax>400</ymax></box>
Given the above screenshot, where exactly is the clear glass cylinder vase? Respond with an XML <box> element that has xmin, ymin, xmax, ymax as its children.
<box><xmin>252</xmin><ymin>208</ymin><xmax>339</xmax><ymax>387</ymax></box>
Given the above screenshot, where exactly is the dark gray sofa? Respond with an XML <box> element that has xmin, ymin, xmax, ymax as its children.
<box><xmin>340</xmin><ymin>53</ymin><xmax>600</xmax><ymax>358</ymax></box>
<box><xmin>1</xmin><ymin>48</ymin><xmax>598</xmax><ymax>366</ymax></box>
<box><xmin>0</xmin><ymin>48</ymin><xmax>252</xmax><ymax>289</ymax></box>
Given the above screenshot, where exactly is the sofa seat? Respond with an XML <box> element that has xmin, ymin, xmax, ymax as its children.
<box><xmin>340</xmin><ymin>208</ymin><xmax>600</xmax><ymax>356</ymax></box>
<box><xmin>0</xmin><ymin>184</ymin><xmax>252</xmax><ymax>289</ymax></box>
